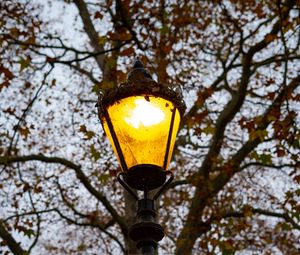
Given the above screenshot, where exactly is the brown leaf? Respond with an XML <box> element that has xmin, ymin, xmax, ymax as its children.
<box><xmin>265</xmin><ymin>34</ymin><xmax>277</xmax><ymax>42</ymax></box>
<box><xmin>51</xmin><ymin>79</ymin><xmax>56</xmax><ymax>87</ymax></box>
<box><xmin>108</xmin><ymin>29</ymin><xmax>132</xmax><ymax>41</ymax></box>
<box><xmin>0</xmin><ymin>65</ymin><xmax>14</xmax><ymax>79</ymax></box>
<box><xmin>161</xmin><ymin>44</ymin><xmax>172</xmax><ymax>54</ymax></box>
<box><xmin>34</xmin><ymin>186</ymin><xmax>43</xmax><ymax>193</ymax></box>
<box><xmin>19</xmin><ymin>127</ymin><xmax>30</xmax><ymax>139</ymax></box>
<box><xmin>276</xmin><ymin>149</ymin><xmax>285</xmax><ymax>157</ymax></box>
<box><xmin>94</xmin><ymin>11</ymin><xmax>103</xmax><ymax>19</ymax></box>
<box><xmin>79</xmin><ymin>124</ymin><xmax>87</xmax><ymax>132</ymax></box>
<box><xmin>120</xmin><ymin>47</ymin><xmax>134</xmax><ymax>56</ymax></box>
<box><xmin>0</xmin><ymin>80</ymin><xmax>10</xmax><ymax>90</ymax></box>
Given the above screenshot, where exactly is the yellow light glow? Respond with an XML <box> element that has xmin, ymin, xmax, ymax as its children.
<box><xmin>102</xmin><ymin>95</ymin><xmax>181</xmax><ymax>171</ymax></box>
<box><xmin>125</xmin><ymin>99</ymin><xmax>165</xmax><ymax>128</ymax></box>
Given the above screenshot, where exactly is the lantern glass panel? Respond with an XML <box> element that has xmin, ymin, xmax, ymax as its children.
<box><xmin>102</xmin><ymin>95</ymin><xmax>180</xmax><ymax>171</ymax></box>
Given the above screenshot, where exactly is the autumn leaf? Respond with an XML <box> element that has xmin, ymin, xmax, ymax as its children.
<box><xmin>276</xmin><ymin>148</ymin><xmax>285</xmax><ymax>157</ymax></box>
<box><xmin>34</xmin><ymin>185</ymin><xmax>43</xmax><ymax>193</ymax></box>
<box><xmin>98</xmin><ymin>36</ymin><xmax>107</xmax><ymax>46</ymax></box>
<box><xmin>94</xmin><ymin>11</ymin><xmax>103</xmax><ymax>19</ymax></box>
<box><xmin>267</xmin><ymin>108</ymin><xmax>280</xmax><ymax>122</ymax></box>
<box><xmin>51</xmin><ymin>79</ymin><xmax>56</xmax><ymax>87</ymax></box>
<box><xmin>19</xmin><ymin>127</ymin><xmax>30</xmax><ymax>139</ymax></box>
<box><xmin>259</xmin><ymin>153</ymin><xmax>272</xmax><ymax>164</ymax></box>
<box><xmin>243</xmin><ymin>205</ymin><xmax>253</xmax><ymax>218</ymax></box>
<box><xmin>90</xmin><ymin>144</ymin><xmax>101</xmax><ymax>161</ymax></box>
<box><xmin>120</xmin><ymin>47</ymin><xmax>134</xmax><ymax>56</ymax></box>
<box><xmin>160</xmin><ymin>25</ymin><xmax>169</xmax><ymax>36</ymax></box>
<box><xmin>265</xmin><ymin>34</ymin><xmax>277</xmax><ymax>42</ymax></box>
<box><xmin>98</xmin><ymin>173</ymin><xmax>110</xmax><ymax>183</ymax></box>
<box><xmin>24</xmin><ymin>36</ymin><xmax>36</xmax><ymax>45</ymax></box>
<box><xmin>79</xmin><ymin>125</ymin><xmax>95</xmax><ymax>140</ymax></box>
<box><xmin>249</xmin><ymin>129</ymin><xmax>268</xmax><ymax>141</ymax></box>
<box><xmin>79</xmin><ymin>124</ymin><xmax>87</xmax><ymax>133</ymax></box>
<box><xmin>85</xmin><ymin>131</ymin><xmax>95</xmax><ymax>140</ymax></box>
<box><xmin>161</xmin><ymin>44</ymin><xmax>172</xmax><ymax>54</ymax></box>
<box><xmin>203</xmin><ymin>125</ymin><xmax>214</xmax><ymax>135</ymax></box>
<box><xmin>18</xmin><ymin>57</ymin><xmax>31</xmax><ymax>71</ymax></box>
<box><xmin>220</xmin><ymin>240</ymin><xmax>234</xmax><ymax>255</ymax></box>
<box><xmin>24</xmin><ymin>82</ymin><xmax>32</xmax><ymax>89</ymax></box>
<box><xmin>77</xmin><ymin>243</ymin><xmax>87</xmax><ymax>251</ymax></box>
<box><xmin>108</xmin><ymin>29</ymin><xmax>132</xmax><ymax>41</ymax></box>
<box><xmin>0</xmin><ymin>65</ymin><xmax>14</xmax><ymax>79</ymax></box>
<box><xmin>293</xmin><ymin>175</ymin><xmax>300</xmax><ymax>183</ymax></box>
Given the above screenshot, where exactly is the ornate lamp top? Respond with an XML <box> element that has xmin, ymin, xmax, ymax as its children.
<box><xmin>97</xmin><ymin>59</ymin><xmax>186</xmax><ymax>118</ymax></box>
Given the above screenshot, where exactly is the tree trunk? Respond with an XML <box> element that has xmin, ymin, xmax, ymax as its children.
<box><xmin>124</xmin><ymin>191</ymin><xmax>139</xmax><ymax>254</ymax></box>
<box><xmin>175</xmin><ymin>186</ymin><xmax>211</xmax><ymax>255</ymax></box>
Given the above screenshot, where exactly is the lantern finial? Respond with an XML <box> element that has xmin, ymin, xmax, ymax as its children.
<box><xmin>127</xmin><ymin>59</ymin><xmax>153</xmax><ymax>83</ymax></box>
<box><xmin>133</xmin><ymin>59</ymin><xmax>145</xmax><ymax>69</ymax></box>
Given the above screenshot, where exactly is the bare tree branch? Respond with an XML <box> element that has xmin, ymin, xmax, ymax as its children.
<box><xmin>67</xmin><ymin>64</ymin><xmax>100</xmax><ymax>84</ymax></box>
<box><xmin>212</xmin><ymin>74</ymin><xmax>300</xmax><ymax>193</ymax></box>
<box><xmin>16</xmin><ymin>163</ymin><xmax>40</xmax><ymax>253</ymax></box>
<box><xmin>56</xmin><ymin>180</ymin><xmax>115</xmax><ymax>229</ymax></box>
<box><xmin>168</xmin><ymin>179</ymin><xmax>189</xmax><ymax>190</ymax></box>
<box><xmin>46</xmin><ymin>42</ymin><xmax>128</xmax><ymax>65</ymax></box>
<box><xmin>6</xmin><ymin>67</ymin><xmax>54</xmax><ymax>157</ymax></box>
<box><xmin>0</xmin><ymin>154</ymin><xmax>128</xmax><ymax>235</ymax></box>
<box><xmin>216</xmin><ymin>207</ymin><xmax>300</xmax><ymax>230</ymax></box>
<box><xmin>239</xmin><ymin>162</ymin><xmax>298</xmax><ymax>172</ymax></box>
<box><xmin>53</xmin><ymin>208</ymin><xmax>126</xmax><ymax>253</ymax></box>
<box><xmin>2</xmin><ymin>33</ymin><xmax>92</xmax><ymax>54</ymax></box>
<box><xmin>73</xmin><ymin>0</ymin><xmax>106</xmax><ymax>71</ymax></box>
<box><xmin>3</xmin><ymin>209</ymin><xmax>56</xmax><ymax>223</ymax></box>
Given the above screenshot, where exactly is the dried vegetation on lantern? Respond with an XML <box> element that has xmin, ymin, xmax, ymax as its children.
<box><xmin>97</xmin><ymin>80</ymin><xmax>186</xmax><ymax>118</ymax></box>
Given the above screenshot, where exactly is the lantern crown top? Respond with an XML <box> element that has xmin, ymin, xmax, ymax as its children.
<box><xmin>132</xmin><ymin>59</ymin><xmax>145</xmax><ymax>69</ymax></box>
<box><xmin>127</xmin><ymin>59</ymin><xmax>153</xmax><ymax>83</ymax></box>
<box><xmin>97</xmin><ymin>59</ymin><xmax>186</xmax><ymax>118</ymax></box>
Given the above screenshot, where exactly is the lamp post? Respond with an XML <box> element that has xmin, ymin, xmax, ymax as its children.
<box><xmin>97</xmin><ymin>60</ymin><xmax>185</xmax><ymax>254</ymax></box>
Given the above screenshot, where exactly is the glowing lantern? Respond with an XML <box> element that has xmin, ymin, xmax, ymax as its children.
<box><xmin>97</xmin><ymin>60</ymin><xmax>185</xmax><ymax>190</ymax></box>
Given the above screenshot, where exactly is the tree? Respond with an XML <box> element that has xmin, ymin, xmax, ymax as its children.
<box><xmin>0</xmin><ymin>0</ymin><xmax>300</xmax><ymax>254</ymax></box>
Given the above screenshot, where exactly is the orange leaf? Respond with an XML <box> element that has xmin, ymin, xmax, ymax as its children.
<box><xmin>120</xmin><ymin>47</ymin><xmax>134</xmax><ymax>56</ymax></box>
<box><xmin>0</xmin><ymin>65</ymin><xmax>14</xmax><ymax>79</ymax></box>
<box><xmin>265</xmin><ymin>34</ymin><xmax>277</xmax><ymax>42</ymax></box>
<box><xmin>276</xmin><ymin>149</ymin><xmax>285</xmax><ymax>157</ymax></box>
<box><xmin>79</xmin><ymin>124</ymin><xmax>87</xmax><ymax>132</ymax></box>
<box><xmin>108</xmin><ymin>30</ymin><xmax>132</xmax><ymax>41</ymax></box>
<box><xmin>161</xmin><ymin>44</ymin><xmax>172</xmax><ymax>54</ymax></box>
<box><xmin>94</xmin><ymin>11</ymin><xmax>103</xmax><ymax>19</ymax></box>
<box><xmin>19</xmin><ymin>127</ymin><xmax>30</xmax><ymax>139</ymax></box>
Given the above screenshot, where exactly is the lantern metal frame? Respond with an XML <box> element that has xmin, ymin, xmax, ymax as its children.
<box><xmin>97</xmin><ymin>60</ymin><xmax>186</xmax><ymax>191</ymax></box>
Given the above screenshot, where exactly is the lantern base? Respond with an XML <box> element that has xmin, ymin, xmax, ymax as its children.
<box><xmin>125</xmin><ymin>164</ymin><xmax>166</xmax><ymax>190</ymax></box>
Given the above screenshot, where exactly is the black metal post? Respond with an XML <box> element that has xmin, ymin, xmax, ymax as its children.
<box><xmin>129</xmin><ymin>198</ymin><xmax>164</xmax><ymax>255</ymax></box>
<box><xmin>117</xmin><ymin>172</ymin><xmax>174</xmax><ymax>254</ymax></box>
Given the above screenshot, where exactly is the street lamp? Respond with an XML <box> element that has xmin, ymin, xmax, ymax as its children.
<box><xmin>97</xmin><ymin>60</ymin><xmax>185</xmax><ymax>254</ymax></box>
